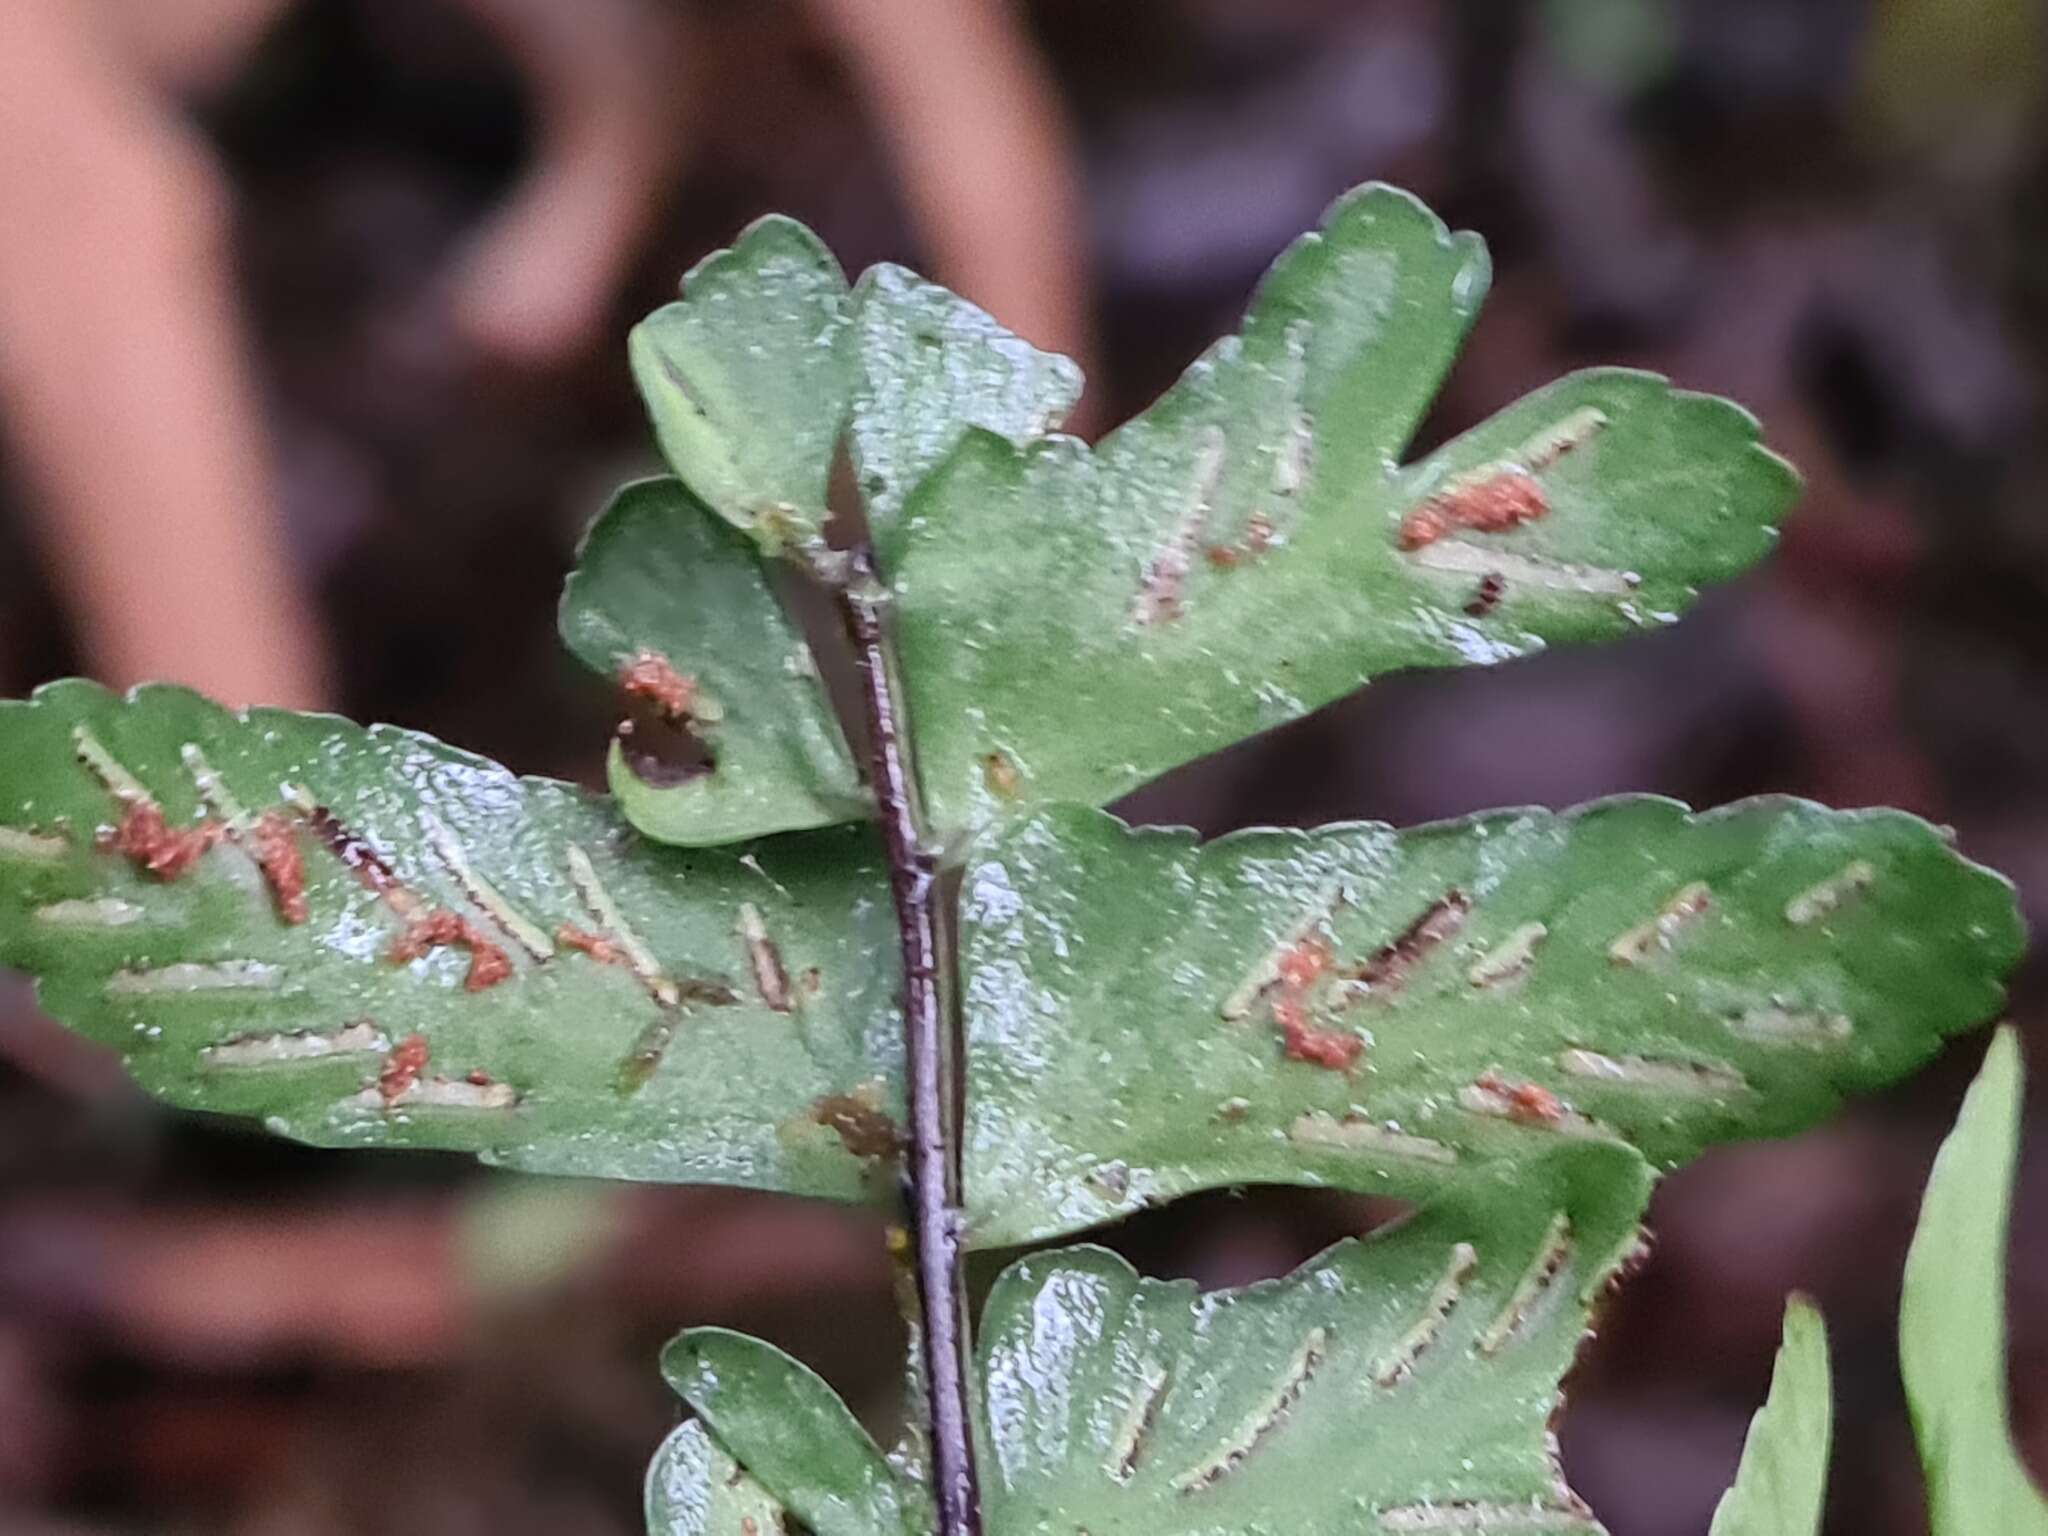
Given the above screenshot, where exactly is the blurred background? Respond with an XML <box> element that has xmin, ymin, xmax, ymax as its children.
<box><xmin>0</xmin><ymin>0</ymin><xmax>2043</xmax><ymax>1531</ymax></box>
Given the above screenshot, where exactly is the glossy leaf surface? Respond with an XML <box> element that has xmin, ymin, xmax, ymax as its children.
<box><xmin>0</xmin><ymin>681</ymin><xmax>901</xmax><ymax>1200</ymax></box>
<box><xmin>846</xmin><ymin>262</ymin><xmax>1082</xmax><ymax>542</ymax></box>
<box><xmin>664</xmin><ymin>1328</ymin><xmax>920</xmax><ymax>1536</ymax></box>
<box><xmin>559</xmin><ymin>476</ymin><xmax>868</xmax><ymax>846</ymax></box>
<box><xmin>647</xmin><ymin>1420</ymin><xmax>788</xmax><ymax>1536</ymax></box>
<box><xmin>624</xmin><ymin>187</ymin><xmax>1797</xmax><ymax>845</ymax></box>
<box><xmin>628</xmin><ymin>217</ymin><xmax>1079</xmax><ymax>556</ymax></box>
<box><xmin>629</xmin><ymin>216</ymin><xmax>856</xmax><ymax>550</ymax></box>
<box><xmin>652</xmin><ymin>1144</ymin><xmax>1651</xmax><ymax>1535</ymax></box>
<box><xmin>887</xmin><ymin>185</ymin><xmax>1799</xmax><ymax>836</ymax></box>
<box><xmin>958</xmin><ymin>800</ymin><xmax>2020</xmax><ymax>1245</ymax></box>
<box><xmin>1900</xmin><ymin>1027</ymin><xmax>2048</xmax><ymax>1535</ymax></box>
<box><xmin>1708</xmin><ymin>1299</ymin><xmax>1832</xmax><ymax>1536</ymax></box>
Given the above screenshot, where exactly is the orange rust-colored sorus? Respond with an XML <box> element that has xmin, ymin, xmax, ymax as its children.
<box><xmin>247</xmin><ymin>810</ymin><xmax>309</xmax><ymax>924</ymax></box>
<box><xmin>1475</xmin><ymin>1069</ymin><xmax>1565</xmax><ymax>1126</ymax></box>
<box><xmin>389</xmin><ymin>910</ymin><xmax>513</xmax><ymax>991</ymax></box>
<box><xmin>619</xmin><ymin>649</ymin><xmax>698</xmax><ymax>721</ymax></box>
<box><xmin>98</xmin><ymin>802</ymin><xmax>224</xmax><ymax>881</ymax></box>
<box><xmin>1397</xmin><ymin>469</ymin><xmax>1548</xmax><ymax>551</ymax></box>
<box><xmin>379</xmin><ymin>1033</ymin><xmax>430</xmax><ymax>1101</ymax></box>
<box><xmin>1276</xmin><ymin>934</ymin><xmax>1333</xmax><ymax>990</ymax></box>
<box><xmin>1273</xmin><ymin>993</ymin><xmax>1363</xmax><ymax>1071</ymax></box>
<box><xmin>99</xmin><ymin>798</ymin><xmax>306</xmax><ymax>924</ymax></box>
<box><xmin>557</xmin><ymin>922</ymin><xmax>626</xmax><ymax>967</ymax></box>
<box><xmin>1267</xmin><ymin>935</ymin><xmax>1358</xmax><ymax>1070</ymax></box>
<box><xmin>1203</xmin><ymin>510</ymin><xmax>1278</xmax><ymax>570</ymax></box>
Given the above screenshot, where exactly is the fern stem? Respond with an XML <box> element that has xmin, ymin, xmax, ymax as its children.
<box><xmin>840</xmin><ymin>568</ymin><xmax>981</xmax><ymax>1536</ymax></box>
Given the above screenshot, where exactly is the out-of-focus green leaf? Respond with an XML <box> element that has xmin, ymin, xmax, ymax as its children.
<box><xmin>1900</xmin><ymin>1026</ymin><xmax>2048</xmax><ymax>1535</ymax></box>
<box><xmin>957</xmin><ymin>799</ymin><xmax>2020</xmax><ymax>1246</ymax></box>
<box><xmin>653</xmin><ymin>1143</ymin><xmax>1651</xmax><ymax>1536</ymax></box>
<box><xmin>0</xmin><ymin>681</ymin><xmax>902</xmax><ymax>1201</ymax></box>
<box><xmin>1708</xmin><ymin>1298</ymin><xmax>1832</xmax><ymax>1536</ymax></box>
<box><xmin>886</xmin><ymin>185</ymin><xmax>1798</xmax><ymax>838</ymax></box>
<box><xmin>558</xmin><ymin>476</ymin><xmax>868</xmax><ymax>846</ymax></box>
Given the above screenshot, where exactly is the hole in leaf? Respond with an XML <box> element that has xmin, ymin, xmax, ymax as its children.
<box><xmin>615</xmin><ymin>691</ymin><xmax>715</xmax><ymax>787</ymax></box>
<box><xmin>1089</xmin><ymin>1186</ymin><xmax>1413</xmax><ymax>1292</ymax></box>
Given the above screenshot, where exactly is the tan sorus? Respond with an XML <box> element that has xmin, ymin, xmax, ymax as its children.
<box><xmin>737</xmin><ymin>852</ymin><xmax>792</xmax><ymax>900</ymax></box>
<box><xmin>1410</xmin><ymin>539</ymin><xmax>1641</xmax><ymax>597</ymax></box>
<box><xmin>1270</xmin><ymin>319</ymin><xmax>1314</xmax><ymax>502</ymax></box>
<box><xmin>34</xmin><ymin>897</ymin><xmax>148</xmax><ymax>928</ymax></box>
<box><xmin>202</xmin><ymin>1021</ymin><xmax>388</xmax><ymax>1070</ymax></box>
<box><xmin>565</xmin><ymin>844</ymin><xmax>681</xmax><ymax>1007</ymax></box>
<box><xmin>1606</xmin><ymin>880</ymin><xmax>1713</xmax><ymax>966</ymax></box>
<box><xmin>1132</xmin><ymin>425</ymin><xmax>1227</xmax><ymax>626</ymax></box>
<box><xmin>1473</xmin><ymin>1213</ymin><xmax>1572</xmax><ymax>1357</ymax></box>
<box><xmin>1105</xmin><ymin>1361</ymin><xmax>1171</xmax><ymax>1483</ymax></box>
<box><xmin>72</xmin><ymin>724</ymin><xmax>152</xmax><ymax>804</ymax></box>
<box><xmin>1727</xmin><ymin>1005</ymin><xmax>1853</xmax><ymax>1047</ymax></box>
<box><xmin>1372</xmin><ymin>1243</ymin><xmax>1478</xmax><ymax>1388</ymax></box>
<box><xmin>1288</xmin><ymin>1112</ymin><xmax>1459</xmax><ymax>1166</ymax></box>
<box><xmin>423</xmin><ymin>814</ymin><xmax>555</xmax><ymax>960</ymax></box>
<box><xmin>1514</xmin><ymin>406</ymin><xmax>1609</xmax><ymax>471</ymax></box>
<box><xmin>0</xmin><ymin>826</ymin><xmax>70</xmax><ymax>862</ymax></box>
<box><xmin>1458</xmin><ymin>1072</ymin><xmax>1611</xmax><ymax>1139</ymax></box>
<box><xmin>736</xmin><ymin>902</ymin><xmax>793</xmax><ymax>1012</ymax></box>
<box><xmin>1377</xmin><ymin>1501</ymin><xmax>1596</xmax><ymax>1532</ymax></box>
<box><xmin>349</xmin><ymin>1075</ymin><xmax>519</xmax><ymax>1112</ymax></box>
<box><xmin>1219</xmin><ymin>878</ymin><xmax>1349</xmax><ymax>1020</ymax></box>
<box><xmin>1468</xmin><ymin>921</ymin><xmax>1548</xmax><ymax>988</ymax></box>
<box><xmin>1555</xmin><ymin>1048</ymin><xmax>1747</xmax><ymax>1096</ymax></box>
<box><xmin>106</xmin><ymin>960</ymin><xmax>283</xmax><ymax>995</ymax></box>
<box><xmin>1784</xmin><ymin>859</ymin><xmax>1877</xmax><ymax>926</ymax></box>
<box><xmin>180</xmin><ymin>743</ymin><xmax>251</xmax><ymax>831</ymax></box>
<box><xmin>1222</xmin><ymin>317</ymin><xmax>1314</xmax><ymax>558</ymax></box>
<box><xmin>1170</xmin><ymin>1326</ymin><xmax>1327</xmax><ymax>1493</ymax></box>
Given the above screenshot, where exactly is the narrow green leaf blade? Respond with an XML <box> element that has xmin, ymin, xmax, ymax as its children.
<box><xmin>629</xmin><ymin>216</ymin><xmax>855</xmax><ymax>547</ymax></box>
<box><xmin>1708</xmin><ymin>1298</ymin><xmax>1832</xmax><ymax>1536</ymax></box>
<box><xmin>888</xmin><ymin>185</ymin><xmax>1798</xmax><ymax>836</ymax></box>
<box><xmin>559</xmin><ymin>476</ymin><xmax>868</xmax><ymax>845</ymax></box>
<box><xmin>0</xmin><ymin>681</ymin><xmax>902</xmax><ymax>1201</ymax></box>
<box><xmin>1901</xmin><ymin>1026</ymin><xmax>2048</xmax><ymax>1535</ymax></box>
<box><xmin>647</xmin><ymin>1420</ymin><xmax>788</xmax><ymax>1536</ymax></box>
<box><xmin>959</xmin><ymin>799</ymin><xmax>2020</xmax><ymax>1246</ymax></box>
<box><xmin>664</xmin><ymin>1328</ymin><xmax>918</xmax><ymax>1536</ymax></box>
